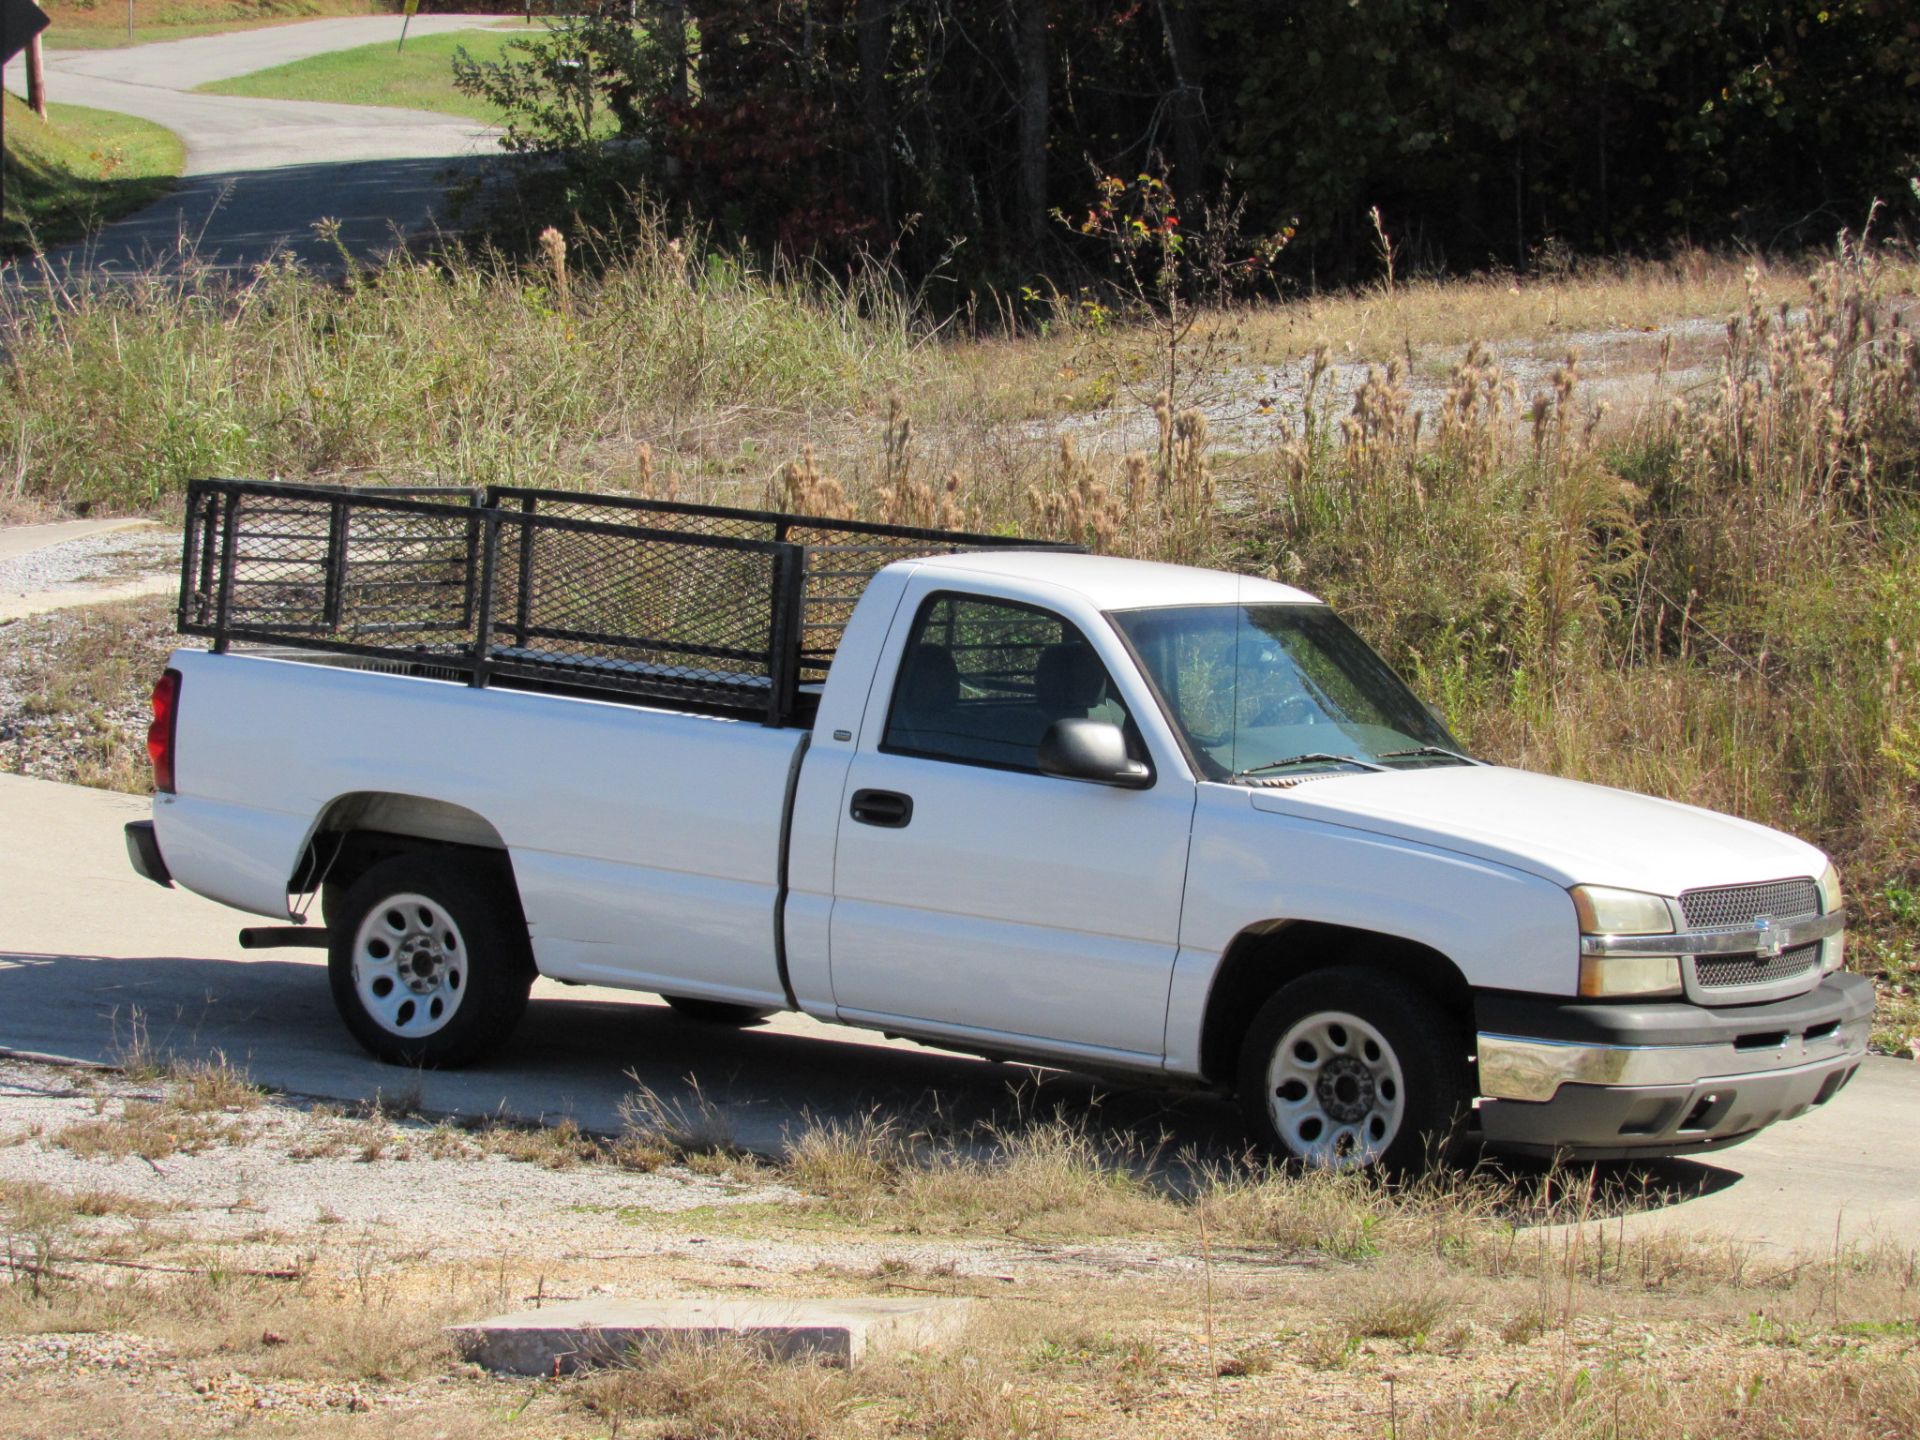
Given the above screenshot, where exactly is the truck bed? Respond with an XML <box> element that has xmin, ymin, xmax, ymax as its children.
<box><xmin>156</xmin><ymin>644</ymin><xmax>813</xmax><ymax>1009</ymax></box>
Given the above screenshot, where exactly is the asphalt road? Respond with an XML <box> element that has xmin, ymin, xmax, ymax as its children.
<box><xmin>1</xmin><ymin>17</ymin><xmax>511</xmax><ymax>275</ymax></box>
<box><xmin>2</xmin><ymin>766</ymin><xmax>1915</xmax><ymax>1253</ymax></box>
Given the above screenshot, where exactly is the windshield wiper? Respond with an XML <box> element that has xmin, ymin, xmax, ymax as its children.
<box><xmin>1236</xmin><ymin>752</ymin><xmax>1387</xmax><ymax>777</ymax></box>
<box><xmin>1377</xmin><ymin>745</ymin><xmax>1479</xmax><ymax>765</ymax></box>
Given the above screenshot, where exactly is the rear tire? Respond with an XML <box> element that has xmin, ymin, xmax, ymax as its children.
<box><xmin>661</xmin><ymin>995</ymin><xmax>774</xmax><ymax>1027</ymax></box>
<box><xmin>1237</xmin><ymin>967</ymin><xmax>1469</xmax><ymax>1175</ymax></box>
<box><xmin>327</xmin><ymin>853</ymin><xmax>533</xmax><ymax>1068</ymax></box>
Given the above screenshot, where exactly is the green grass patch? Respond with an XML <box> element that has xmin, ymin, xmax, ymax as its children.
<box><xmin>198</xmin><ymin>28</ymin><xmax>519</xmax><ymax>122</ymax></box>
<box><xmin>610</xmin><ymin>1201</ymin><xmax>827</xmax><ymax>1231</ymax></box>
<box><xmin>1</xmin><ymin>95</ymin><xmax>186</xmax><ymax>254</ymax></box>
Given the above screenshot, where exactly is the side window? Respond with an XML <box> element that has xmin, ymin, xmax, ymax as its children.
<box><xmin>883</xmin><ymin>593</ymin><xmax>1130</xmax><ymax>770</ymax></box>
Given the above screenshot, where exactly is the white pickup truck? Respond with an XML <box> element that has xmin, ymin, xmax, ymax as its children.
<box><xmin>124</xmin><ymin>480</ymin><xmax>1870</xmax><ymax>1171</ymax></box>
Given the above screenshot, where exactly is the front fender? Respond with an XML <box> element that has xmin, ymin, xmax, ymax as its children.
<box><xmin>1163</xmin><ymin>784</ymin><xmax>1577</xmax><ymax>1076</ymax></box>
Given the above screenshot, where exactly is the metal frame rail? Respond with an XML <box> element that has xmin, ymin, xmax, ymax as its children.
<box><xmin>178</xmin><ymin>479</ymin><xmax>1080</xmax><ymax>726</ymax></box>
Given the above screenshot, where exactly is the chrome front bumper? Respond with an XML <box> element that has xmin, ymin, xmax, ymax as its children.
<box><xmin>1478</xmin><ymin>1014</ymin><xmax>1868</xmax><ymax>1103</ymax></box>
<box><xmin>1472</xmin><ymin>973</ymin><xmax>1872</xmax><ymax>1158</ymax></box>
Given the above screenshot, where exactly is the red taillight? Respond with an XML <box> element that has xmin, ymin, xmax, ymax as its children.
<box><xmin>148</xmin><ymin>668</ymin><xmax>182</xmax><ymax>794</ymax></box>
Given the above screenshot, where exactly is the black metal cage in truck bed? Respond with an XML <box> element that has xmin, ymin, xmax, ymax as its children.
<box><xmin>177</xmin><ymin>478</ymin><xmax>1081</xmax><ymax>725</ymax></box>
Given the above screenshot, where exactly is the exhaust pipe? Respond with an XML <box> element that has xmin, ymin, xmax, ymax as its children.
<box><xmin>238</xmin><ymin>926</ymin><xmax>330</xmax><ymax>950</ymax></box>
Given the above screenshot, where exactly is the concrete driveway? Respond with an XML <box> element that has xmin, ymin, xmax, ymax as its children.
<box><xmin>2</xmin><ymin>16</ymin><xmax>513</xmax><ymax>275</ymax></box>
<box><xmin>1</xmin><ymin>770</ymin><xmax>1915</xmax><ymax>1254</ymax></box>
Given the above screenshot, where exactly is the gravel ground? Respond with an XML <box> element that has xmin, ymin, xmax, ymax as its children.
<box><xmin>1042</xmin><ymin>313</ymin><xmax>1729</xmax><ymax>458</ymax></box>
<box><xmin>0</xmin><ymin>527</ymin><xmax>177</xmax><ymax>599</ymax></box>
<box><xmin>0</xmin><ymin>1329</ymin><xmax>172</xmax><ymax>1375</ymax></box>
<box><xmin>0</xmin><ymin>1057</ymin><xmax>798</xmax><ymax>1264</ymax></box>
<box><xmin>0</xmin><ymin>525</ymin><xmax>180</xmax><ymax>788</ymax></box>
<box><xmin>0</xmin><ymin>596</ymin><xmax>174</xmax><ymax>789</ymax></box>
<box><xmin>0</xmin><ymin>1057</ymin><xmax>1171</xmax><ymax>1284</ymax></box>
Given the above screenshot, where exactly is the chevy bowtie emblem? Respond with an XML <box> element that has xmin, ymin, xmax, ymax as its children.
<box><xmin>1753</xmin><ymin>915</ymin><xmax>1784</xmax><ymax>960</ymax></box>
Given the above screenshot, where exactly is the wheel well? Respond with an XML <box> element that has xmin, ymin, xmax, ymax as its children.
<box><xmin>291</xmin><ymin>793</ymin><xmax>510</xmax><ymax>903</ymax></box>
<box><xmin>1197</xmin><ymin>921</ymin><xmax>1474</xmax><ymax>1088</ymax></box>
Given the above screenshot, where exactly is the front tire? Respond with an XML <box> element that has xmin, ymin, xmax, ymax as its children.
<box><xmin>327</xmin><ymin>853</ymin><xmax>533</xmax><ymax>1068</ymax></box>
<box><xmin>1237</xmin><ymin>967</ymin><xmax>1469</xmax><ymax>1174</ymax></box>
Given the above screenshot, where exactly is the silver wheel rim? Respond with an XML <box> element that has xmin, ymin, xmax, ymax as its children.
<box><xmin>1266</xmin><ymin>1010</ymin><xmax>1406</xmax><ymax>1169</ymax></box>
<box><xmin>351</xmin><ymin>892</ymin><xmax>468</xmax><ymax>1038</ymax></box>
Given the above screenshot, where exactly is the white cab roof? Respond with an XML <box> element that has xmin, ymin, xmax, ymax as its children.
<box><xmin>909</xmin><ymin>549</ymin><xmax>1321</xmax><ymax>611</ymax></box>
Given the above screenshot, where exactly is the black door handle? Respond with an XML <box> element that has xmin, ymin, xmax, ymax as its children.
<box><xmin>850</xmin><ymin>789</ymin><xmax>913</xmax><ymax>828</ymax></box>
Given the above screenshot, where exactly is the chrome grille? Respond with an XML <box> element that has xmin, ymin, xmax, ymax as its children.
<box><xmin>1694</xmin><ymin>942</ymin><xmax>1821</xmax><ymax>990</ymax></box>
<box><xmin>1681</xmin><ymin>877</ymin><xmax>1825</xmax><ymax>1000</ymax></box>
<box><xmin>1679</xmin><ymin>878</ymin><xmax>1819</xmax><ymax>930</ymax></box>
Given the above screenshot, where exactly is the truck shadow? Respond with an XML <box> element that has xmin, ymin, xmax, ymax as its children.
<box><xmin>0</xmin><ymin>949</ymin><xmax>1746</xmax><ymax>1221</ymax></box>
<box><xmin>0</xmin><ymin>949</ymin><xmax>1242</xmax><ymax>1155</ymax></box>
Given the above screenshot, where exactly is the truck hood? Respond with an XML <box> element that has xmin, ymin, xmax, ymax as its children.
<box><xmin>1243</xmin><ymin>765</ymin><xmax>1829</xmax><ymax>895</ymax></box>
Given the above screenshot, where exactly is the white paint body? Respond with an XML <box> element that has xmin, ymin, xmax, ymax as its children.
<box><xmin>153</xmin><ymin>550</ymin><xmax>1834</xmax><ymax>1080</ymax></box>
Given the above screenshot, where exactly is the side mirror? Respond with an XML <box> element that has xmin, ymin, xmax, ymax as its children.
<box><xmin>1038</xmin><ymin>719</ymin><xmax>1152</xmax><ymax>789</ymax></box>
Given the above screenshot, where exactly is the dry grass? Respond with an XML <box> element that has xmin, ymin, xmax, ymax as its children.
<box><xmin>51</xmin><ymin>1097</ymin><xmax>249</xmax><ymax>1163</ymax></box>
<box><xmin>1422</xmin><ymin>1357</ymin><xmax>1920</xmax><ymax>1440</ymax></box>
<box><xmin>469</xmin><ymin>1114</ymin><xmax>674</xmax><ymax>1173</ymax></box>
<box><xmin>572</xmin><ymin>1337</ymin><xmax>859</xmax><ymax>1440</ymax></box>
<box><xmin>1237</xmin><ymin>250</ymin><xmax>1850</xmax><ymax>361</ymax></box>
<box><xmin>6</xmin><ymin>1046</ymin><xmax>1918</xmax><ymax>1437</ymax></box>
<box><xmin>5</xmin><ymin>1085</ymin><xmax>1919</xmax><ymax>1440</ymax></box>
<box><xmin>1343</xmin><ymin>1286</ymin><xmax>1454</xmax><ymax>1345</ymax></box>
<box><xmin>163</xmin><ymin>1052</ymin><xmax>266</xmax><ymax>1112</ymax></box>
<box><xmin>616</xmin><ymin>1075</ymin><xmax>747</xmax><ymax>1160</ymax></box>
<box><xmin>0</xmin><ymin>217</ymin><xmax>921</xmax><ymax>513</ymax></box>
<box><xmin>783</xmin><ymin>1110</ymin><xmax>1169</xmax><ymax>1238</ymax></box>
<box><xmin>40</xmin><ymin>1049</ymin><xmax>260</xmax><ymax>1162</ymax></box>
<box><xmin>774</xmin><ymin>1109</ymin><xmax>1721</xmax><ymax>1272</ymax></box>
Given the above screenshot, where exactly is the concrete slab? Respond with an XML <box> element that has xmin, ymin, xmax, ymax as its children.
<box><xmin>449</xmin><ymin>1297</ymin><xmax>973</xmax><ymax>1375</ymax></box>
<box><xmin>0</xmin><ymin>520</ymin><xmax>158</xmax><ymax>562</ymax></box>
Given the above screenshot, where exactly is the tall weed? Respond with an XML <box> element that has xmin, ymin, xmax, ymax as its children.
<box><xmin>0</xmin><ymin>216</ymin><xmax>916</xmax><ymax>511</ymax></box>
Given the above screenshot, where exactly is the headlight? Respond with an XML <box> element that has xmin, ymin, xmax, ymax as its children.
<box><xmin>1817</xmin><ymin>861</ymin><xmax>1846</xmax><ymax>974</ymax></box>
<box><xmin>1570</xmin><ymin>884</ymin><xmax>1683</xmax><ymax>998</ymax></box>
<box><xmin>1570</xmin><ymin>885</ymin><xmax>1676</xmax><ymax>937</ymax></box>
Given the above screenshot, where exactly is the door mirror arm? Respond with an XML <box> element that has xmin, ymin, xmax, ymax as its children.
<box><xmin>1037</xmin><ymin>719</ymin><xmax>1152</xmax><ymax>789</ymax></box>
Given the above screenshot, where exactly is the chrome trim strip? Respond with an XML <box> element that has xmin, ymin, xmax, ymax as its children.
<box><xmin>1580</xmin><ymin>906</ymin><xmax>1844</xmax><ymax>958</ymax></box>
<box><xmin>1476</xmin><ymin>1017</ymin><xmax>1868</xmax><ymax>1103</ymax></box>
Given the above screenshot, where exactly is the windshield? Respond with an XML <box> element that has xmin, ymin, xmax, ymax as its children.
<box><xmin>1109</xmin><ymin>603</ymin><xmax>1466</xmax><ymax>780</ymax></box>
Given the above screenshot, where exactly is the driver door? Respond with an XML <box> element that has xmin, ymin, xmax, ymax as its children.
<box><xmin>828</xmin><ymin>589</ymin><xmax>1196</xmax><ymax>1063</ymax></box>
